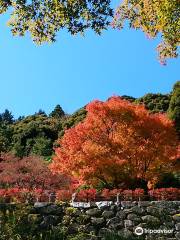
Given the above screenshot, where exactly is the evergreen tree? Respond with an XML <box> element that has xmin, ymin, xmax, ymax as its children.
<box><xmin>50</xmin><ymin>105</ymin><xmax>65</xmax><ymax>119</ymax></box>
<box><xmin>32</xmin><ymin>137</ymin><xmax>53</xmax><ymax>157</ymax></box>
<box><xmin>17</xmin><ymin>116</ymin><xmax>25</xmax><ymax>121</ymax></box>
<box><xmin>35</xmin><ymin>109</ymin><xmax>46</xmax><ymax>116</ymax></box>
<box><xmin>135</xmin><ymin>93</ymin><xmax>170</xmax><ymax>113</ymax></box>
<box><xmin>121</xmin><ymin>95</ymin><xmax>136</xmax><ymax>102</ymax></box>
<box><xmin>0</xmin><ymin>109</ymin><xmax>14</xmax><ymax>124</ymax></box>
<box><xmin>168</xmin><ymin>81</ymin><xmax>180</xmax><ymax>137</ymax></box>
<box><xmin>0</xmin><ymin>122</ymin><xmax>13</xmax><ymax>154</ymax></box>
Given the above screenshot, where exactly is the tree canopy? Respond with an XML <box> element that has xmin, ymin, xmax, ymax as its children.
<box><xmin>0</xmin><ymin>84</ymin><xmax>178</xmax><ymax>159</ymax></box>
<box><xmin>0</xmin><ymin>109</ymin><xmax>14</xmax><ymax>124</ymax></box>
<box><xmin>1</xmin><ymin>0</ymin><xmax>179</xmax><ymax>63</ymax></box>
<box><xmin>0</xmin><ymin>84</ymin><xmax>179</xmax><ymax>192</ymax></box>
<box><xmin>0</xmin><ymin>122</ymin><xmax>13</xmax><ymax>154</ymax></box>
<box><xmin>113</xmin><ymin>0</ymin><xmax>180</xmax><ymax>64</ymax></box>
<box><xmin>0</xmin><ymin>153</ymin><xmax>69</xmax><ymax>190</ymax></box>
<box><xmin>50</xmin><ymin>97</ymin><xmax>179</xmax><ymax>189</ymax></box>
<box><xmin>135</xmin><ymin>93</ymin><xmax>171</xmax><ymax>113</ymax></box>
<box><xmin>168</xmin><ymin>81</ymin><xmax>180</xmax><ymax>137</ymax></box>
<box><xmin>1</xmin><ymin>0</ymin><xmax>112</xmax><ymax>44</ymax></box>
<box><xmin>49</xmin><ymin>104</ymin><xmax>65</xmax><ymax>119</ymax></box>
<box><xmin>11</xmin><ymin>114</ymin><xmax>61</xmax><ymax>157</ymax></box>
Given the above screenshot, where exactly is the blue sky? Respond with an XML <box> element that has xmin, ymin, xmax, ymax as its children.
<box><xmin>0</xmin><ymin>1</ymin><xmax>179</xmax><ymax>118</ymax></box>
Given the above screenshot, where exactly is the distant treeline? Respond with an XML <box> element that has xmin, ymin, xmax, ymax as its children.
<box><xmin>0</xmin><ymin>81</ymin><xmax>179</xmax><ymax>159</ymax></box>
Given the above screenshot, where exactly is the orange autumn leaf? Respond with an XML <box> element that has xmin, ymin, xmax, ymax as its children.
<box><xmin>50</xmin><ymin>97</ymin><xmax>179</xmax><ymax>188</ymax></box>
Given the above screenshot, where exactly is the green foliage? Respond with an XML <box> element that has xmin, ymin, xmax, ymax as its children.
<box><xmin>50</xmin><ymin>105</ymin><xmax>65</xmax><ymax>119</ymax></box>
<box><xmin>104</xmin><ymin>232</ymin><xmax>143</xmax><ymax>240</ymax></box>
<box><xmin>58</xmin><ymin>108</ymin><xmax>87</xmax><ymax>138</ymax></box>
<box><xmin>11</xmin><ymin>107</ymin><xmax>86</xmax><ymax>157</ymax></box>
<box><xmin>0</xmin><ymin>105</ymin><xmax>87</xmax><ymax>158</ymax></box>
<box><xmin>32</xmin><ymin>137</ymin><xmax>53</xmax><ymax>156</ymax></box>
<box><xmin>0</xmin><ymin>82</ymin><xmax>178</xmax><ymax>159</ymax></box>
<box><xmin>135</xmin><ymin>93</ymin><xmax>170</xmax><ymax>113</ymax></box>
<box><xmin>155</xmin><ymin>172</ymin><xmax>180</xmax><ymax>189</ymax></box>
<box><xmin>0</xmin><ymin>122</ymin><xmax>13</xmax><ymax>153</ymax></box>
<box><xmin>0</xmin><ymin>0</ymin><xmax>112</xmax><ymax>43</ymax></box>
<box><xmin>0</xmin><ymin>109</ymin><xmax>14</xmax><ymax>124</ymax></box>
<box><xmin>67</xmin><ymin>233</ymin><xmax>92</xmax><ymax>240</ymax></box>
<box><xmin>121</xmin><ymin>95</ymin><xmax>136</xmax><ymax>102</ymax></box>
<box><xmin>0</xmin><ymin>204</ymin><xmax>94</xmax><ymax>240</ymax></box>
<box><xmin>113</xmin><ymin>0</ymin><xmax>180</xmax><ymax>64</ymax></box>
<box><xmin>12</xmin><ymin>141</ymin><xmax>25</xmax><ymax>158</ymax></box>
<box><xmin>0</xmin><ymin>204</ymin><xmax>66</xmax><ymax>240</ymax></box>
<box><xmin>0</xmin><ymin>111</ymin><xmax>14</xmax><ymax>154</ymax></box>
<box><xmin>35</xmin><ymin>109</ymin><xmax>47</xmax><ymax>116</ymax></box>
<box><xmin>12</xmin><ymin>114</ymin><xmax>61</xmax><ymax>157</ymax></box>
<box><xmin>168</xmin><ymin>81</ymin><xmax>180</xmax><ymax>136</ymax></box>
<box><xmin>64</xmin><ymin>108</ymin><xmax>87</xmax><ymax>129</ymax></box>
<box><xmin>65</xmin><ymin>207</ymin><xmax>78</xmax><ymax>216</ymax></box>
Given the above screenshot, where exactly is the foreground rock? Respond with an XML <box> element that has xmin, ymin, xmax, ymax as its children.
<box><xmin>0</xmin><ymin>201</ymin><xmax>179</xmax><ymax>239</ymax></box>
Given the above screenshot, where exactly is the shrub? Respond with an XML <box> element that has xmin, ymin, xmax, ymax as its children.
<box><xmin>101</xmin><ymin>189</ymin><xmax>123</xmax><ymax>201</ymax></box>
<box><xmin>100</xmin><ymin>188</ymin><xmax>145</xmax><ymax>201</ymax></box>
<box><xmin>133</xmin><ymin>189</ymin><xmax>145</xmax><ymax>201</ymax></box>
<box><xmin>76</xmin><ymin>189</ymin><xmax>96</xmax><ymax>202</ymax></box>
<box><xmin>56</xmin><ymin>190</ymin><xmax>72</xmax><ymax>202</ymax></box>
<box><xmin>0</xmin><ymin>204</ymin><xmax>66</xmax><ymax>240</ymax></box>
<box><xmin>148</xmin><ymin>188</ymin><xmax>180</xmax><ymax>200</ymax></box>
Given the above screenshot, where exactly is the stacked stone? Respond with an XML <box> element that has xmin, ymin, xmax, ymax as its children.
<box><xmin>18</xmin><ymin>201</ymin><xmax>180</xmax><ymax>239</ymax></box>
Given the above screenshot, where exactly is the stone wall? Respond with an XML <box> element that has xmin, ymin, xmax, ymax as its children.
<box><xmin>1</xmin><ymin>201</ymin><xmax>180</xmax><ymax>239</ymax></box>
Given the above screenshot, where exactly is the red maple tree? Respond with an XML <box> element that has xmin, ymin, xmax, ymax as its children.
<box><xmin>50</xmin><ymin>97</ymin><xmax>179</xmax><ymax>188</ymax></box>
<box><xmin>0</xmin><ymin>154</ymin><xmax>69</xmax><ymax>191</ymax></box>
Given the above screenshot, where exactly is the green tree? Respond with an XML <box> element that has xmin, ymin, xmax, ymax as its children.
<box><xmin>121</xmin><ymin>95</ymin><xmax>136</xmax><ymax>102</ymax></box>
<box><xmin>58</xmin><ymin>107</ymin><xmax>87</xmax><ymax>138</ymax></box>
<box><xmin>12</xmin><ymin>141</ymin><xmax>25</xmax><ymax>158</ymax></box>
<box><xmin>113</xmin><ymin>0</ymin><xmax>180</xmax><ymax>64</ymax></box>
<box><xmin>135</xmin><ymin>93</ymin><xmax>171</xmax><ymax>113</ymax></box>
<box><xmin>32</xmin><ymin>136</ymin><xmax>53</xmax><ymax>156</ymax></box>
<box><xmin>0</xmin><ymin>0</ymin><xmax>112</xmax><ymax>43</ymax></box>
<box><xmin>50</xmin><ymin>104</ymin><xmax>65</xmax><ymax>118</ymax></box>
<box><xmin>35</xmin><ymin>109</ymin><xmax>47</xmax><ymax>116</ymax></box>
<box><xmin>17</xmin><ymin>116</ymin><xmax>25</xmax><ymax>121</ymax></box>
<box><xmin>168</xmin><ymin>81</ymin><xmax>180</xmax><ymax>136</ymax></box>
<box><xmin>0</xmin><ymin>109</ymin><xmax>14</xmax><ymax>124</ymax></box>
<box><xmin>1</xmin><ymin>0</ymin><xmax>179</xmax><ymax>64</ymax></box>
<box><xmin>11</xmin><ymin>114</ymin><xmax>61</xmax><ymax>157</ymax></box>
<box><xmin>0</xmin><ymin>122</ymin><xmax>13</xmax><ymax>154</ymax></box>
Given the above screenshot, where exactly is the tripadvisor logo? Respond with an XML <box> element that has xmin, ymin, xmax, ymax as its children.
<box><xmin>134</xmin><ymin>227</ymin><xmax>143</xmax><ymax>236</ymax></box>
<box><xmin>134</xmin><ymin>227</ymin><xmax>173</xmax><ymax>236</ymax></box>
